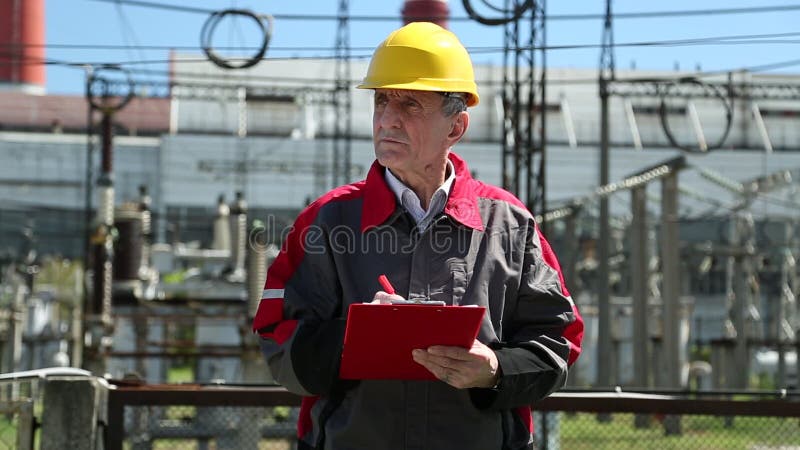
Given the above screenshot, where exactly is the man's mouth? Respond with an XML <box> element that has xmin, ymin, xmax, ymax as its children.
<box><xmin>379</xmin><ymin>136</ymin><xmax>406</xmax><ymax>144</ymax></box>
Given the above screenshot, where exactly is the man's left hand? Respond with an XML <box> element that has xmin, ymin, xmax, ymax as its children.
<box><xmin>412</xmin><ymin>340</ymin><xmax>500</xmax><ymax>389</ymax></box>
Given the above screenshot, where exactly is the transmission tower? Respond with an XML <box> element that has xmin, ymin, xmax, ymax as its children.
<box><xmin>332</xmin><ymin>0</ymin><xmax>352</xmax><ymax>188</ymax></box>
<box><xmin>499</xmin><ymin>1</ymin><xmax>547</xmax><ymax>221</ymax></box>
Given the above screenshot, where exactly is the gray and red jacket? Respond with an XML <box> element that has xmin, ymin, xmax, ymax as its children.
<box><xmin>253</xmin><ymin>152</ymin><xmax>583</xmax><ymax>450</ymax></box>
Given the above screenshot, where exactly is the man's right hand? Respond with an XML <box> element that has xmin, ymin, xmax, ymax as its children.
<box><xmin>370</xmin><ymin>291</ymin><xmax>406</xmax><ymax>304</ymax></box>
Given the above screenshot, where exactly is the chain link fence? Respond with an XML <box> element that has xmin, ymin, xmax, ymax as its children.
<box><xmin>0</xmin><ymin>377</ymin><xmax>39</xmax><ymax>450</ymax></box>
<box><xmin>121</xmin><ymin>405</ymin><xmax>297</xmax><ymax>450</ymax></box>
<box><xmin>534</xmin><ymin>411</ymin><xmax>800</xmax><ymax>449</ymax></box>
<box><xmin>114</xmin><ymin>405</ymin><xmax>800</xmax><ymax>450</ymax></box>
<box><xmin>4</xmin><ymin>379</ymin><xmax>799</xmax><ymax>449</ymax></box>
<box><xmin>105</xmin><ymin>385</ymin><xmax>800</xmax><ymax>450</ymax></box>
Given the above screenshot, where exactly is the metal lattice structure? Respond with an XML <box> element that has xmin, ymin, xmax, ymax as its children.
<box><xmin>462</xmin><ymin>0</ymin><xmax>547</xmax><ymax>217</ymax></box>
<box><xmin>500</xmin><ymin>0</ymin><xmax>547</xmax><ymax>220</ymax></box>
<box><xmin>332</xmin><ymin>0</ymin><xmax>353</xmax><ymax>188</ymax></box>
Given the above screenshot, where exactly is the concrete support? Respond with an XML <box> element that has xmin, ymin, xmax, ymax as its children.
<box><xmin>561</xmin><ymin>209</ymin><xmax>580</xmax><ymax>302</ymax></box>
<box><xmin>659</xmin><ymin>172</ymin><xmax>684</xmax><ymax>436</ymax></box>
<box><xmin>728</xmin><ymin>215</ymin><xmax>760</xmax><ymax>389</ymax></box>
<box><xmin>661</xmin><ymin>173</ymin><xmax>681</xmax><ymax>389</ymax></box>
<box><xmin>597</xmin><ymin>78</ymin><xmax>613</xmax><ymax>390</ymax></box>
<box><xmin>40</xmin><ymin>377</ymin><xmax>108</xmax><ymax>450</ymax></box>
<box><xmin>631</xmin><ymin>186</ymin><xmax>649</xmax><ymax>390</ymax></box>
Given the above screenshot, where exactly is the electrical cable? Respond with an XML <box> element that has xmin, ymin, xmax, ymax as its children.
<box><xmin>19</xmin><ymin>28</ymin><xmax>800</xmax><ymax>63</ymax></box>
<box><xmin>5</xmin><ymin>50</ymin><xmax>800</xmax><ymax>92</ymax></box>
<box><xmin>4</xmin><ymin>16</ymin><xmax>793</xmax><ymax>60</ymax></box>
<box><xmin>478</xmin><ymin>0</ymin><xmax>509</xmax><ymax>14</ymax></box>
<box><xmin>114</xmin><ymin>0</ymin><xmax>147</xmax><ymax>65</ymax></box>
<box><xmin>10</xmin><ymin>38</ymin><xmax>797</xmax><ymax>54</ymax></box>
<box><xmin>0</xmin><ymin>43</ymin><xmax>348</xmax><ymax>51</ymax></box>
<box><xmin>659</xmin><ymin>77</ymin><xmax>733</xmax><ymax>153</ymax></box>
<box><xmin>200</xmin><ymin>9</ymin><xmax>273</xmax><ymax>70</ymax></box>
<box><xmin>16</xmin><ymin>44</ymin><xmax>800</xmax><ymax>67</ymax></box>
<box><xmin>90</xmin><ymin>0</ymin><xmax>212</xmax><ymax>14</ymax></box>
<box><xmin>547</xmin><ymin>4</ymin><xmax>800</xmax><ymax>21</ymax></box>
<box><xmin>88</xmin><ymin>0</ymin><xmax>800</xmax><ymax>22</ymax></box>
<box><xmin>462</xmin><ymin>0</ymin><xmax>533</xmax><ymax>26</ymax></box>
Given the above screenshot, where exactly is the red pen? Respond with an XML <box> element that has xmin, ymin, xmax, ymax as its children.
<box><xmin>378</xmin><ymin>274</ymin><xmax>396</xmax><ymax>295</ymax></box>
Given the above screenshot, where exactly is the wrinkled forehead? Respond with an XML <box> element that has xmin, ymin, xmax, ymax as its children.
<box><xmin>374</xmin><ymin>88</ymin><xmax>442</xmax><ymax>104</ymax></box>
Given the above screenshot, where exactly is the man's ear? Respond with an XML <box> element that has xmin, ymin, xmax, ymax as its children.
<box><xmin>448</xmin><ymin>111</ymin><xmax>469</xmax><ymax>143</ymax></box>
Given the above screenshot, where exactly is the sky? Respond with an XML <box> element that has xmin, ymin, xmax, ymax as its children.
<box><xmin>43</xmin><ymin>0</ymin><xmax>800</xmax><ymax>94</ymax></box>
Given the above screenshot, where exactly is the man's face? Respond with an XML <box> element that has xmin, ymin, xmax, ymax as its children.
<box><xmin>372</xmin><ymin>89</ymin><xmax>466</xmax><ymax>177</ymax></box>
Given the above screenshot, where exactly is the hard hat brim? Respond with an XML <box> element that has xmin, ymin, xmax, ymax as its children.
<box><xmin>356</xmin><ymin>81</ymin><xmax>479</xmax><ymax>107</ymax></box>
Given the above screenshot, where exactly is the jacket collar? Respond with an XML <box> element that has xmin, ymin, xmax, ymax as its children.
<box><xmin>361</xmin><ymin>152</ymin><xmax>484</xmax><ymax>232</ymax></box>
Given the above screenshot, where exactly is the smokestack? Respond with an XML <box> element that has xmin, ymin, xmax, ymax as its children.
<box><xmin>402</xmin><ymin>0</ymin><xmax>450</xmax><ymax>29</ymax></box>
<box><xmin>0</xmin><ymin>0</ymin><xmax>46</xmax><ymax>94</ymax></box>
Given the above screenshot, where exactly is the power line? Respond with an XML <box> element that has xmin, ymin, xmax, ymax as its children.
<box><xmin>89</xmin><ymin>0</ymin><xmax>213</xmax><ymax>15</ymax></box>
<box><xmin>89</xmin><ymin>0</ymin><xmax>800</xmax><ymax>21</ymax></box>
<box><xmin>5</xmin><ymin>52</ymin><xmax>800</xmax><ymax>90</ymax></box>
<box><xmin>7</xmin><ymin>29</ymin><xmax>798</xmax><ymax>54</ymax></box>
<box><xmin>736</xmin><ymin>58</ymin><xmax>800</xmax><ymax>73</ymax></box>
<box><xmin>26</xmin><ymin>36</ymin><xmax>800</xmax><ymax>66</ymax></box>
<box><xmin>548</xmin><ymin>4</ymin><xmax>800</xmax><ymax>20</ymax></box>
<box><xmin>2</xmin><ymin>43</ymin><xmax>796</xmax><ymax>73</ymax></box>
<box><xmin>5</xmin><ymin>43</ymin><xmax>379</xmax><ymax>52</ymax></box>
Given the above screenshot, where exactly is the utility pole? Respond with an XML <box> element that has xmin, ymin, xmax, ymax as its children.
<box><xmin>597</xmin><ymin>0</ymin><xmax>615</xmax><ymax>390</ymax></box>
<box><xmin>333</xmin><ymin>0</ymin><xmax>352</xmax><ymax>187</ymax></box>
<box><xmin>630</xmin><ymin>184</ymin><xmax>649</xmax><ymax>390</ymax></box>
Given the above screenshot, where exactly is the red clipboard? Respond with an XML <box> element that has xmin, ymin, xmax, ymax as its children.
<box><xmin>339</xmin><ymin>303</ymin><xmax>486</xmax><ymax>380</ymax></box>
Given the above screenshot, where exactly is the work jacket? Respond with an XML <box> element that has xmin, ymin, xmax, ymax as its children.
<box><xmin>253</xmin><ymin>152</ymin><xmax>584</xmax><ymax>450</ymax></box>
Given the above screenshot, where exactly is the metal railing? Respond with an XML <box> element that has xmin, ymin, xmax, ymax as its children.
<box><xmin>106</xmin><ymin>384</ymin><xmax>300</xmax><ymax>450</ymax></box>
<box><xmin>104</xmin><ymin>384</ymin><xmax>800</xmax><ymax>450</ymax></box>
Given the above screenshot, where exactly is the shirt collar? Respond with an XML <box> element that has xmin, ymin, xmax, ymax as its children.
<box><xmin>384</xmin><ymin>160</ymin><xmax>455</xmax><ymax>213</ymax></box>
<box><xmin>361</xmin><ymin>152</ymin><xmax>484</xmax><ymax>232</ymax></box>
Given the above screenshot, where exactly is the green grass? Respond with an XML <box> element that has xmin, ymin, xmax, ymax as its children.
<box><xmin>0</xmin><ymin>416</ymin><xmax>16</xmax><ymax>450</ymax></box>
<box><xmin>557</xmin><ymin>412</ymin><xmax>800</xmax><ymax>450</ymax></box>
<box><xmin>167</xmin><ymin>365</ymin><xmax>194</xmax><ymax>383</ymax></box>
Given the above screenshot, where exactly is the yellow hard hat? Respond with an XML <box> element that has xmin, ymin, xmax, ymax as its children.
<box><xmin>357</xmin><ymin>22</ymin><xmax>479</xmax><ymax>107</ymax></box>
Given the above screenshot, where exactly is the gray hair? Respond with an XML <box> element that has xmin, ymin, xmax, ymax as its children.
<box><xmin>441</xmin><ymin>92</ymin><xmax>468</xmax><ymax>116</ymax></box>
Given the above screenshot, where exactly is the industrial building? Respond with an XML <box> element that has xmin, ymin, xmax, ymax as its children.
<box><xmin>2</xmin><ymin>0</ymin><xmax>800</xmax><ymax>402</ymax></box>
<box><xmin>3</xmin><ymin>1</ymin><xmax>800</xmax><ymax>449</ymax></box>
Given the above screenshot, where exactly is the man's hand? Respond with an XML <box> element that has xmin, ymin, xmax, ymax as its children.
<box><xmin>412</xmin><ymin>340</ymin><xmax>500</xmax><ymax>389</ymax></box>
<box><xmin>369</xmin><ymin>290</ymin><xmax>405</xmax><ymax>304</ymax></box>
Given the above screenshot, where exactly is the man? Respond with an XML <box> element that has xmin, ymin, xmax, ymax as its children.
<box><xmin>253</xmin><ymin>22</ymin><xmax>583</xmax><ymax>450</ymax></box>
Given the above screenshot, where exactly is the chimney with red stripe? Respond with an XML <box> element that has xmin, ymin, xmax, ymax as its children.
<box><xmin>402</xmin><ymin>0</ymin><xmax>450</xmax><ymax>29</ymax></box>
<box><xmin>0</xmin><ymin>0</ymin><xmax>46</xmax><ymax>94</ymax></box>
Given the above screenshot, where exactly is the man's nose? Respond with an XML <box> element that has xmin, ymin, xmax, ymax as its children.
<box><xmin>378</xmin><ymin>102</ymin><xmax>402</xmax><ymax>128</ymax></box>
